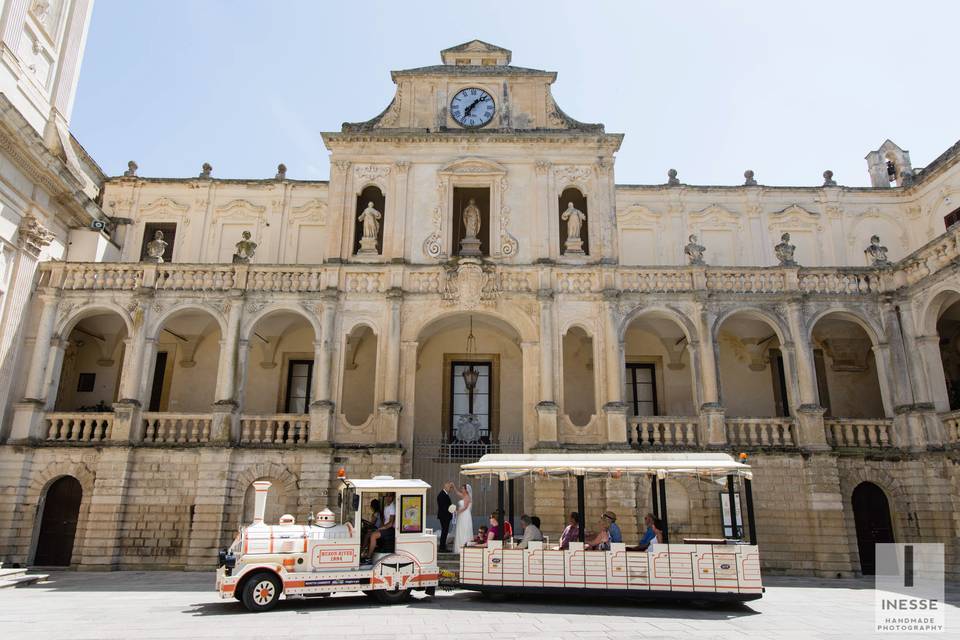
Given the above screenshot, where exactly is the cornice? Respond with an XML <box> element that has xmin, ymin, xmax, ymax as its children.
<box><xmin>322</xmin><ymin>129</ymin><xmax>624</xmax><ymax>150</ymax></box>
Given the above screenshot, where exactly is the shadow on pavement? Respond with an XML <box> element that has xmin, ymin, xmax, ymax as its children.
<box><xmin>184</xmin><ymin>590</ymin><xmax>761</xmax><ymax>620</ymax></box>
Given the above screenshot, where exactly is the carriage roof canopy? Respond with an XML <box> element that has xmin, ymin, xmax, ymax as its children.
<box><xmin>460</xmin><ymin>453</ymin><xmax>752</xmax><ymax>479</ymax></box>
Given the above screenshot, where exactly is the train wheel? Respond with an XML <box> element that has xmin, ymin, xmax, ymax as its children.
<box><xmin>372</xmin><ymin>588</ymin><xmax>412</xmax><ymax>605</ymax></box>
<box><xmin>241</xmin><ymin>572</ymin><xmax>282</xmax><ymax>612</ymax></box>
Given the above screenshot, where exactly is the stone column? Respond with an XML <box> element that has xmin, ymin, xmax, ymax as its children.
<box><xmin>396</xmin><ymin>340</ymin><xmax>419</xmax><ymax>456</ymax></box>
<box><xmin>534</xmin><ymin>290</ymin><xmax>559</xmax><ymax>446</ymax></box>
<box><xmin>891</xmin><ymin>302</ymin><xmax>944</xmax><ymax>446</ymax></box>
<box><xmin>693</xmin><ymin>302</ymin><xmax>725</xmax><ymax>446</ymax></box>
<box><xmin>212</xmin><ymin>298</ymin><xmax>243</xmax><ymax>443</ymax></box>
<box><xmin>881</xmin><ymin>304</ymin><xmax>926</xmax><ymax>450</ymax></box>
<box><xmin>602</xmin><ymin>289</ymin><xmax>628</xmax><ymax>444</ymax></box>
<box><xmin>377</xmin><ymin>289</ymin><xmax>403</xmax><ymax>444</ymax></box>
<box><xmin>309</xmin><ymin>289</ymin><xmax>338</xmax><ymax>443</ymax></box>
<box><xmin>786</xmin><ymin>302</ymin><xmax>828</xmax><ymax>451</ymax></box>
<box><xmin>915</xmin><ymin>335</ymin><xmax>949</xmax><ymax>412</ymax></box>
<box><xmin>112</xmin><ymin>302</ymin><xmax>151</xmax><ymax>442</ymax></box>
<box><xmin>9</xmin><ymin>291</ymin><xmax>59</xmax><ymax>441</ymax></box>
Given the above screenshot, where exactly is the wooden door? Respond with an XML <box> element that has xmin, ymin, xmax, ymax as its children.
<box><xmin>34</xmin><ymin>476</ymin><xmax>83</xmax><ymax>567</ymax></box>
<box><xmin>852</xmin><ymin>481</ymin><xmax>895</xmax><ymax>575</ymax></box>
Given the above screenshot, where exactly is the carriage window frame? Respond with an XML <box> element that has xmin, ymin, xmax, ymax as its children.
<box><xmin>399</xmin><ymin>495</ymin><xmax>423</xmax><ymax>533</ymax></box>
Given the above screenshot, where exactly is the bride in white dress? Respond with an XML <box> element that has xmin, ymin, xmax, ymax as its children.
<box><xmin>453</xmin><ymin>483</ymin><xmax>473</xmax><ymax>551</ymax></box>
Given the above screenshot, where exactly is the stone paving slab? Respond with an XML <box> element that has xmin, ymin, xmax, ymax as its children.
<box><xmin>0</xmin><ymin>572</ymin><xmax>956</xmax><ymax>639</ymax></box>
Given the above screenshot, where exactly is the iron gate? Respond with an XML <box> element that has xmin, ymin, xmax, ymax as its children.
<box><xmin>412</xmin><ymin>434</ymin><xmax>523</xmax><ymax>532</ymax></box>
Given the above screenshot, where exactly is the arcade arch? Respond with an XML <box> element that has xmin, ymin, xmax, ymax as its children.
<box><xmin>53</xmin><ymin>311</ymin><xmax>129</xmax><ymax>411</ymax></box>
<box><xmin>810</xmin><ymin>312</ymin><xmax>887</xmax><ymax>418</ymax></box>
<box><xmin>242</xmin><ymin>310</ymin><xmax>317</xmax><ymax>413</ymax></box>
<box><xmin>148</xmin><ymin>308</ymin><xmax>222</xmax><ymax>411</ymax></box>
<box><xmin>622</xmin><ymin>310</ymin><xmax>697</xmax><ymax>417</ymax></box>
<box><xmin>716</xmin><ymin>311</ymin><xmax>791</xmax><ymax>418</ymax></box>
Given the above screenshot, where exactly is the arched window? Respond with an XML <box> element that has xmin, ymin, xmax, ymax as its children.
<box><xmin>559</xmin><ymin>187</ymin><xmax>589</xmax><ymax>255</ymax></box>
<box><xmin>354</xmin><ymin>186</ymin><xmax>386</xmax><ymax>256</ymax></box>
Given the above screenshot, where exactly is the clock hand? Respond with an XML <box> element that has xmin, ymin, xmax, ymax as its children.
<box><xmin>464</xmin><ymin>98</ymin><xmax>481</xmax><ymax>116</ymax></box>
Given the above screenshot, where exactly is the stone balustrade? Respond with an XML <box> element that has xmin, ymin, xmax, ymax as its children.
<box><xmin>44</xmin><ymin>413</ymin><xmax>114</xmax><ymax>442</ymax></box>
<box><xmin>939</xmin><ymin>410</ymin><xmax>960</xmax><ymax>444</ymax></box>
<box><xmin>41</xmin><ymin>262</ymin><xmax>896</xmax><ymax>296</ymax></box>
<box><xmin>824</xmin><ymin>417</ymin><xmax>893</xmax><ymax>448</ymax></box>
<box><xmin>725</xmin><ymin>417</ymin><xmax>798</xmax><ymax>447</ymax></box>
<box><xmin>630</xmin><ymin>416</ymin><xmax>699</xmax><ymax>447</ymax></box>
<box><xmin>239</xmin><ymin>414</ymin><xmax>310</xmax><ymax>445</ymax></box>
<box><xmin>141</xmin><ymin>413</ymin><xmax>213</xmax><ymax>444</ymax></box>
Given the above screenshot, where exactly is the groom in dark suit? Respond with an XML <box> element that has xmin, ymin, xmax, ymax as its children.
<box><xmin>436</xmin><ymin>481</ymin><xmax>453</xmax><ymax>552</ymax></box>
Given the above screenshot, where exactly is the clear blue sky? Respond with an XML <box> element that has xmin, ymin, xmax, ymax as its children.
<box><xmin>71</xmin><ymin>1</ymin><xmax>960</xmax><ymax>186</ymax></box>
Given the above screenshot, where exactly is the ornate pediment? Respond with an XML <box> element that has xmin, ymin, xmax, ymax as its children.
<box><xmin>290</xmin><ymin>199</ymin><xmax>328</xmax><ymax>223</ymax></box>
<box><xmin>140</xmin><ymin>196</ymin><xmax>190</xmax><ymax>216</ymax></box>
<box><xmin>689</xmin><ymin>204</ymin><xmax>741</xmax><ymax>226</ymax></box>
<box><xmin>438</xmin><ymin>157</ymin><xmax>507</xmax><ymax>176</ymax></box>
<box><xmin>768</xmin><ymin>204</ymin><xmax>822</xmax><ymax>232</ymax></box>
<box><xmin>616</xmin><ymin>205</ymin><xmax>662</xmax><ymax>227</ymax></box>
<box><xmin>214</xmin><ymin>199</ymin><xmax>267</xmax><ymax>220</ymax></box>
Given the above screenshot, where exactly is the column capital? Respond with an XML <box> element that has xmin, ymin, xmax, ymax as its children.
<box><xmin>386</xmin><ymin>286</ymin><xmax>404</xmax><ymax>302</ymax></box>
<box><xmin>601</xmin><ymin>288</ymin><xmax>621</xmax><ymax>303</ymax></box>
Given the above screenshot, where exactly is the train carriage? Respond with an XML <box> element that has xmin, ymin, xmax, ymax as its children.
<box><xmin>457</xmin><ymin>452</ymin><xmax>763</xmax><ymax>603</ymax></box>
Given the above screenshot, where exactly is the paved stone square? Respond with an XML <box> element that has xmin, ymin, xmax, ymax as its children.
<box><xmin>0</xmin><ymin>571</ymin><xmax>957</xmax><ymax>639</ymax></box>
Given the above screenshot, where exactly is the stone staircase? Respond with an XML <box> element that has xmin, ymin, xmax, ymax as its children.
<box><xmin>437</xmin><ymin>552</ymin><xmax>460</xmax><ymax>574</ymax></box>
<box><xmin>0</xmin><ymin>566</ymin><xmax>49</xmax><ymax>589</ymax></box>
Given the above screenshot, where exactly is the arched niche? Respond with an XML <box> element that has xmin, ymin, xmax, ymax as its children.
<box><xmin>562</xmin><ymin>326</ymin><xmax>595</xmax><ymax>427</ymax></box>
<box><xmin>342</xmin><ymin>325</ymin><xmax>378</xmax><ymax>425</ymax></box>
<box><xmin>934</xmin><ymin>295</ymin><xmax>960</xmax><ymax>411</ymax></box>
<box><xmin>558</xmin><ymin>187</ymin><xmax>589</xmax><ymax>255</ymax></box>
<box><xmin>354</xmin><ymin>185</ymin><xmax>386</xmax><ymax>256</ymax></box>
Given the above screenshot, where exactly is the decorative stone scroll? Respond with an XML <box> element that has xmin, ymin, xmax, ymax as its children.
<box><xmin>17</xmin><ymin>214</ymin><xmax>54</xmax><ymax>257</ymax></box>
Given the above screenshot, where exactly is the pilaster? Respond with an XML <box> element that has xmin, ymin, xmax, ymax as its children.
<box><xmin>78</xmin><ymin>447</ymin><xmax>134</xmax><ymax>570</ymax></box>
<box><xmin>185</xmin><ymin>448</ymin><xmax>233</xmax><ymax>570</ymax></box>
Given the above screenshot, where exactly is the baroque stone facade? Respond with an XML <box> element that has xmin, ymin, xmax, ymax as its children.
<box><xmin>1</xmin><ymin>40</ymin><xmax>959</xmax><ymax>578</ymax></box>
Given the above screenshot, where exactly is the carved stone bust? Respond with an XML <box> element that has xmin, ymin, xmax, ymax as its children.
<box><xmin>774</xmin><ymin>232</ymin><xmax>797</xmax><ymax>266</ymax></box>
<box><xmin>684</xmin><ymin>234</ymin><xmax>706</xmax><ymax>265</ymax></box>
<box><xmin>232</xmin><ymin>230</ymin><xmax>258</xmax><ymax>264</ymax></box>
<box><xmin>865</xmin><ymin>234</ymin><xmax>891</xmax><ymax>267</ymax></box>
<box><xmin>144</xmin><ymin>230</ymin><xmax>168</xmax><ymax>263</ymax></box>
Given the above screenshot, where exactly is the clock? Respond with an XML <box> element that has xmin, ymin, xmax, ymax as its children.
<box><xmin>450</xmin><ymin>87</ymin><xmax>495</xmax><ymax>128</ymax></box>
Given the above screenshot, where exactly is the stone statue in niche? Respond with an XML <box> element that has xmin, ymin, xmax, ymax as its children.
<box><xmin>561</xmin><ymin>202</ymin><xmax>586</xmax><ymax>254</ymax></box>
<box><xmin>684</xmin><ymin>234</ymin><xmax>706</xmax><ymax>265</ymax></box>
<box><xmin>459</xmin><ymin>198</ymin><xmax>483</xmax><ymax>256</ymax></box>
<box><xmin>774</xmin><ymin>232</ymin><xmax>797</xmax><ymax>266</ymax></box>
<box><xmin>357</xmin><ymin>202</ymin><xmax>382</xmax><ymax>255</ymax></box>
<box><xmin>865</xmin><ymin>234</ymin><xmax>891</xmax><ymax>267</ymax></box>
<box><xmin>232</xmin><ymin>230</ymin><xmax>258</xmax><ymax>264</ymax></box>
<box><xmin>144</xmin><ymin>230</ymin><xmax>168</xmax><ymax>263</ymax></box>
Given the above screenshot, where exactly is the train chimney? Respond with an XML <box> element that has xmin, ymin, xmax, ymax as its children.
<box><xmin>252</xmin><ymin>480</ymin><xmax>271</xmax><ymax>524</ymax></box>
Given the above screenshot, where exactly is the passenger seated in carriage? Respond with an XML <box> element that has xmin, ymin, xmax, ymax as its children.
<box><xmin>468</xmin><ymin>525</ymin><xmax>488</xmax><ymax>547</ymax></box>
<box><xmin>364</xmin><ymin>494</ymin><xmax>396</xmax><ymax>559</ymax></box>
<box><xmin>559</xmin><ymin>512</ymin><xmax>580</xmax><ymax>550</ymax></box>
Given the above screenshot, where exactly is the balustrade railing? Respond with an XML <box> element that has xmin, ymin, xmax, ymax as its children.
<box><xmin>240</xmin><ymin>414</ymin><xmax>310</xmax><ymax>444</ymax></box>
<box><xmin>725</xmin><ymin>417</ymin><xmax>797</xmax><ymax>447</ymax></box>
<box><xmin>630</xmin><ymin>416</ymin><xmax>699</xmax><ymax>447</ymax></box>
<box><xmin>45</xmin><ymin>413</ymin><xmax>113</xmax><ymax>442</ymax></box>
<box><xmin>141</xmin><ymin>413</ymin><xmax>212</xmax><ymax>444</ymax></box>
<box><xmin>824</xmin><ymin>417</ymin><xmax>893</xmax><ymax>448</ymax></box>
<box><xmin>41</xmin><ymin>262</ymin><xmax>900</xmax><ymax>296</ymax></box>
<box><xmin>941</xmin><ymin>410</ymin><xmax>960</xmax><ymax>444</ymax></box>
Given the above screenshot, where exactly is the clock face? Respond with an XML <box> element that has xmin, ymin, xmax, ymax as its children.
<box><xmin>450</xmin><ymin>87</ymin><xmax>495</xmax><ymax>128</ymax></box>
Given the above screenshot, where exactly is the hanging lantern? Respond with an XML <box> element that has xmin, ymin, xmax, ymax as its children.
<box><xmin>461</xmin><ymin>315</ymin><xmax>479</xmax><ymax>392</ymax></box>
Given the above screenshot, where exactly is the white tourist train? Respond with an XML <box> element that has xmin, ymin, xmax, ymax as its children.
<box><xmin>457</xmin><ymin>452</ymin><xmax>763</xmax><ymax>602</ymax></box>
<box><xmin>216</xmin><ymin>452</ymin><xmax>760</xmax><ymax>611</ymax></box>
<box><xmin>216</xmin><ymin>472</ymin><xmax>439</xmax><ymax>612</ymax></box>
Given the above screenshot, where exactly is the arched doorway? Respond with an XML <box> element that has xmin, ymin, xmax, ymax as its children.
<box><xmin>852</xmin><ymin>481</ymin><xmax>895</xmax><ymax>575</ymax></box>
<box><xmin>34</xmin><ymin>476</ymin><xmax>83</xmax><ymax>566</ymax></box>
<box><xmin>411</xmin><ymin>313</ymin><xmax>525</xmax><ymax>531</ymax></box>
